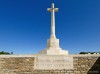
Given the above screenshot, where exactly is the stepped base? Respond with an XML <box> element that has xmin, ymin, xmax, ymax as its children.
<box><xmin>39</xmin><ymin>37</ymin><xmax>68</xmax><ymax>55</ymax></box>
<box><xmin>39</xmin><ymin>48</ymin><xmax>68</xmax><ymax>55</ymax></box>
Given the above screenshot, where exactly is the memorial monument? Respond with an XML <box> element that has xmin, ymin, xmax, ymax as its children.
<box><xmin>39</xmin><ymin>3</ymin><xmax>68</xmax><ymax>55</ymax></box>
<box><xmin>0</xmin><ymin>3</ymin><xmax>99</xmax><ymax>74</ymax></box>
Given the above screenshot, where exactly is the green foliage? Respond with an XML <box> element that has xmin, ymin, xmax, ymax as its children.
<box><xmin>0</xmin><ymin>51</ymin><xmax>13</xmax><ymax>55</ymax></box>
<box><xmin>79</xmin><ymin>52</ymin><xmax>100</xmax><ymax>54</ymax></box>
<box><xmin>79</xmin><ymin>52</ymin><xmax>88</xmax><ymax>54</ymax></box>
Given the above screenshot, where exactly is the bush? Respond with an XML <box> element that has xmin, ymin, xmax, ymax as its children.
<box><xmin>0</xmin><ymin>51</ymin><xmax>13</xmax><ymax>55</ymax></box>
<box><xmin>79</xmin><ymin>52</ymin><xmax>100</xmax><ymax>54</ymax></box>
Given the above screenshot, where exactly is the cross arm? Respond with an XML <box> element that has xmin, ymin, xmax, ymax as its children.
<box><xmin>47</xmin><ymin>8</ymin><xmax>59</xmax><ymax>12</ymax></box>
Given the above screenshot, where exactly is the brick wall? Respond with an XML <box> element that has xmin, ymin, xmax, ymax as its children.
<box><xmin>0</xmin><ymin>55</ymin><xmax>100</xmax><ymax>74</ymax></box>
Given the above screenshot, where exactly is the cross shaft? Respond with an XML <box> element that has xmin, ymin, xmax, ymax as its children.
<box><xmin>47</xmin><ymin>3</ymin><xmax>58</xmax><ymax>38</ymax></box>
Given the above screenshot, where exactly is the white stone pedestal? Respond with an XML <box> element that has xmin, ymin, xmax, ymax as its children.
<box><xmin>39</xmin><ymin>38</ymin><xmax>68</xmax><ymax>55</ymax></box>
<box><xmin>39</xmin><ymin>48</ymin><xmax>68</xmax><ymax>55</ymax></box>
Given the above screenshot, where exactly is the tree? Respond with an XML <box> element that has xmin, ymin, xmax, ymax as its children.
<box><xmin>79</xmin><ymin>52</ymin><xmax>88</xmax><ymax>54</ymax></box>
<box><xmin>79</xmin><ymin>52</ymin><xmax>100</xmax><ymax>54</ymax></box>
<box><xmin>0</xmin><ymin>51</ymin><xmax>13</xmax><ymax>55</ymax></box>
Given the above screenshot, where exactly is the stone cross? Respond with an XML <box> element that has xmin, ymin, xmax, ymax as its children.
<box><xmin>39</xmin><ymin>3</ymin><xmax>68</xmax><ymax>55</ymax></box>
<box><xmin>47</xmin><ymin>3</ymin><xmax>58</xmax><ymax>38</ymax></box>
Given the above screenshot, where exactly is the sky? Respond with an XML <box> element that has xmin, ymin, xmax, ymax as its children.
<box><xmin>0</xmin><ymin>0</ymin><xmax>100</xmax><ymax>54</ymax></box>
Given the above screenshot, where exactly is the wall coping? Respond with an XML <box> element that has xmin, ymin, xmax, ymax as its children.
<box><xmin>0</xmin><ymin>54</ymin><xmax>100</xmax><ymax>58</ymax></box>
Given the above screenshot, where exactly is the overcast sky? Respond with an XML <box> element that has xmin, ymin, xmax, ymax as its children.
<box><xmin>0</xmin><ymin>0</ymin><xmax>100</xmax><ymax>54</ymax></box>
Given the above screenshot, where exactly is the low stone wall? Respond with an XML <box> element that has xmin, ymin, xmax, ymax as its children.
<box><xmin>0</xmin><ymin>55</ymin><xmax>100</xmax><ymax>74</ymax></box>
<box><xmin>0</xmin><ymin>55</ymin><xmax>35</xmax><ymax>74</ymax></box>
<box><xmin>74</xmin><ymin>56</ymin><xmax>100</xmax><ymax>74</ymax></box>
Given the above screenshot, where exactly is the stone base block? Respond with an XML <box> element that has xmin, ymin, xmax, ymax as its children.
<box><xmin>39</xmin><ymin>48</ymin><xmax>68</xmax><ymax>55</ymax></box>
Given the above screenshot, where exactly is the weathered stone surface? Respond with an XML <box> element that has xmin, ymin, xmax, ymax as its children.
<box><xmin>0</xmin><ymin>55</ymin><xmax>34</xmax><ymax>74</ymax></box>
<box><xmin>34</xmin><ymin>55</ymin><xmax>73</xmax><ymax>70</ymax></box>
<box><xmin>0</xmin><ymin>54</ymin><xmax>100</xmax><ymax>74</ymax></box>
